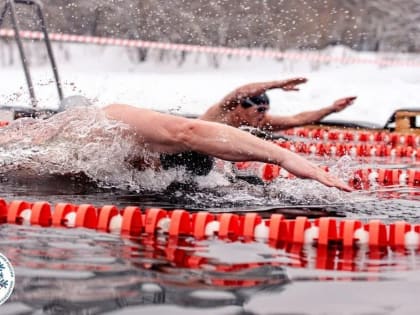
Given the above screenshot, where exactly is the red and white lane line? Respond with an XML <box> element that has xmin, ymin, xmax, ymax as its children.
<box><xmin>2</xmin><ymin>199</ymin><xmax>420</xmax><ymax>251</ymax></box>
<box><xmin>1</xmin><ymin>28</ymin><xmax>420</xmax><ymax>67</ymax></box>
<box><xmin>231</xmin><ymin>161</ymin><xmax>420</xmax><ymax>187</ymax></box>
<box><xmin>284</xmin><ymin>128</ymin><xmax>420</xmax><ymax>147</ymax></box>
<box><xmin>275</xmin><ymin>140</ymin><xmax>420</xmax><ymax>159</ymax></box>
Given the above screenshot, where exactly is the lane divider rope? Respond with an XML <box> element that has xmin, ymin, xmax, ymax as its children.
<box><xmin>275</xmin><ymin>140</ymin><xmax>420</xmax><ymax>159</ymax></box>
<box><xmin>284</xmin><ymin>128</ymin><xmax>420</xmax><ymax>147</ymax></box>
<box><xmin>232</xmin><ymin>161</ymin><xmax>420</xmax><ymax>187</ymax></box>
<box><xmin>1</xmin><ymin>28</ymin><xmax>420</xmax><ymax>67</ymax></box>
<box><xmin>1</xmin><ymin>199</ymin><xmax>420</xmax><ymax>250</ymax></box>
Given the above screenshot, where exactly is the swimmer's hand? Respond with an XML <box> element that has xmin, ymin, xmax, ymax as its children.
<box><xmin>280</xmin><ymin>150</ymin><xmax>353</xmax><ymax>192</ymax></box>
<box><xmin>315</xmin><ymin>168</ymin><xmax>353</xmax><ymax>192</ymax></box>
<box><xmin>331</xmin><ymin>96</ymin><xmax>357</xmax><ymax>113</ymax></box>
<box><xmin>280</xmin><ymin>77</ymin><xmax>308</xmax><ymax>91</ymax></box>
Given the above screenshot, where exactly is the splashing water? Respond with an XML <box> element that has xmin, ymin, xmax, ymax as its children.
<box><xmin>0</xmin><ymin>106</ymin><xmax>166</xmax><ymax>191</ymax></box>
<box><xmin>0</xmin><ymin>107</ymin><xmax>361</xmax><ymax>207</ymax></box>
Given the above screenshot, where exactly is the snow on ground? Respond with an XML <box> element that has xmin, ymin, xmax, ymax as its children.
<box><xmin>0</xmin><ymin>43</ymin><xmax>419</xmax><ymax>126</ymax></box>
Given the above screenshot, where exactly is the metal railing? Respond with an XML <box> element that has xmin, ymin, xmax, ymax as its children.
<box><xmin>0</xmin><ymin>0</ymin><xmax>63</xmax><ymax>108</ymax></box>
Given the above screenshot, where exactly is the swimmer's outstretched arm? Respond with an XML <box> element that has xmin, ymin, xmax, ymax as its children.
<box><xmin>259</xmin><ymin>96</ymin><xmax>357</xmax><ymax>131</ymax></box>
<box><xmin>104</xmin><ymin>104</ymin><xmax>352</xmax><ymax>192</ymax></box>
<box><xmin>174</xmin><ymin>115</ymin><xmax>352</xmax><ymax>192</ymax></box>
<box><xmin>214</xmin><ymin>77</ymin><xmax>308</xmax><ymax>111</ymax></box>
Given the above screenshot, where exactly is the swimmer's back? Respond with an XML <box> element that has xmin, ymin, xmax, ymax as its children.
<box><xmin>104</xmin><ymin>104</ymin><xmax>194</xmax><ymax>154</ymax></box>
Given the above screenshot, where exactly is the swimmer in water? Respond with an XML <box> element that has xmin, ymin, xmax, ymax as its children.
<box><xmin>0</xmin><ymin>104</ymin><xmax>352</xmax><ymax>191</ymax></box>
<box><xmin>103</xmin><ymin>104</ymin><xmax>352</xmax><ymax>191</ymax></box>
<box><xmin>200</xmin><ymin>77</ymin><xmax>357</xmax><ymax>131</ymax></box>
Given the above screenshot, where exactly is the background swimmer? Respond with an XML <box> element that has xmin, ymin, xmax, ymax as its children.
<box><xmin>200</xmin><ymin>77</ymin><xmax>357</xmax><ymax>131</ymax></box>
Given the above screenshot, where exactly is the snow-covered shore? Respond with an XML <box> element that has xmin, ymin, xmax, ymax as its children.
<box><xmin>0</xmin><ymin>43</ymin><xmax>419</xmax><ymax>126</ymax></box>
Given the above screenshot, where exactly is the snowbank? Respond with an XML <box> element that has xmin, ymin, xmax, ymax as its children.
<box><xmin>0</xmin><ymin>43</ymin><xmax>419</xmax><ymax>126</ymax></box>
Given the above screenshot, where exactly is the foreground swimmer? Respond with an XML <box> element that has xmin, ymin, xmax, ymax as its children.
<box><xmin>200</xmin><ymin>78</ymin><xmax>357</xmax><ymax>131</ymax></box>
<box><xmin>104</xmin><ymin>104</ymin><xmax>352</xmax><ymax>191</ymax></box>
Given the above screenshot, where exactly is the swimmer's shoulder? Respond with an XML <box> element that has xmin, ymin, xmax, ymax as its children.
<box><xmin>103</xmin><ymin>104</ymin><xmax>157</xmax><ymax>119</ymax></box>
<box><xmin>103</xmin><ymin>104</ymin><xmax>193</xmax><ymax>123</ymax></box>
<box><xmin>103</xmin><ymin>103</ymin><xmax>147</xmax><ymax>112</ymax></box>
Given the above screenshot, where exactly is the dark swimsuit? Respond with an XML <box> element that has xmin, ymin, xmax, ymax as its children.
<box><xmin>159</xmin><ymin>151</ymin><xmax>214</xmax><ymax>176</ymax></box>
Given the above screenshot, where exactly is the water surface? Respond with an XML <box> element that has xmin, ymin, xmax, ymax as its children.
<box><xmin>0</xmin><ymin>109</ymin><xmax>419</xmax><ymax>314</ymax></box>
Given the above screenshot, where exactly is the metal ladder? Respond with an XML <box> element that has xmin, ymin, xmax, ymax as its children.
<box><xmin>0</xmin><ymin>0</ymin><xmax>63</xmax><ymax>109</ymax></box>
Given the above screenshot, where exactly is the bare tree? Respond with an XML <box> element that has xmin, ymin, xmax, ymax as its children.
<box><xmin>1</xmin><ymin>0</ymin><xmax>419</xmax><ymax>57</ymax></box>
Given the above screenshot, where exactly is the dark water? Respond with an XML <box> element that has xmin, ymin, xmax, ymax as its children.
<box><xmin>2</xmin><ymin>222</ymin><xmax>420</xmax><ymax>315</ymax></box>
<box><xmin>0</xmin><ymin>170</ymin><xmax>419</xmax><ymax>314</ymax></box>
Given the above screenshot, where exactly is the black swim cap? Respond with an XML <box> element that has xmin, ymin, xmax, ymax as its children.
<box><xmin>241</xmin><ymin>93</ymin><xmax>270</xmax><ymax>108</ymax></box>
<box><xmin>160</xmin><ymin>151</ymin><xmax>214</xmax><ymax>176</ymax></box>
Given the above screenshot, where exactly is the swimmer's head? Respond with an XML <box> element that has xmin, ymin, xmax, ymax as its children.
<box><xmin>236</xmin><ymin>93</ymin><xmax>270</xmax><ymax>126</ymax></box>
<box><xmin>241</xmin><ymin>93</ymin><xmax>270</xmax><ymax>113</ymax></box>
